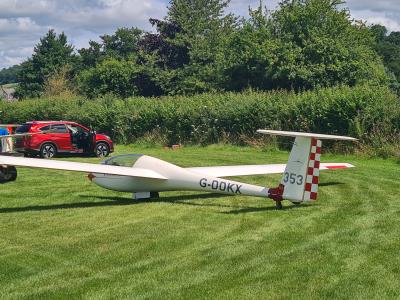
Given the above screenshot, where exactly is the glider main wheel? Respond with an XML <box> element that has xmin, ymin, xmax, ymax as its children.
<box><xmin>40</xmin><ymin>143</ymin><xmax>57</xmax><ymax>159</ymax></box>
<box><xmin>150</xmin><ymin>192</ymin><xmax>160</xmax><ymax>199</ymax></box>
<box><xmin>0</xmin><ymin>166</ymin><xmax>17</xmax><ymax>183</ymax></box>
<box><xmin>275</xmin><ymin>201</ymin><xmax>283</xmax><ymax>210</ymax></box>
<box><xmin>95</xmin><ymin>142</ymin><xmax>110</xmax><ymax>158</ymax></box>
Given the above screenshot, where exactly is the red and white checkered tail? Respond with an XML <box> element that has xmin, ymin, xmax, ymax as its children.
<box><xmin>279</xmin><ymin>137</ymin><xmax>322</xmax><ymax>203</ymax></box>
<box><xmin>303</xmin><ymin>138</ymin><xmax>321</xmax><ymax>201</ymax></box>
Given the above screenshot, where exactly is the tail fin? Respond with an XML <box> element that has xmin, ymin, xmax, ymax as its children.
<box><xmin>282</xmin><ymin>136</ymin><xmax>321</xmax><ymax>202</ymax></box>
<box><xmin>257</xmin><ymin>130</ymin><xmax>357</xmax><ymax>202</ymax></box>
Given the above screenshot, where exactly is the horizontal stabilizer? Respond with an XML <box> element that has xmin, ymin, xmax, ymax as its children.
<box><xmin>0</xmin><ymin>156</ymin><xmax>167</xmax><ymax>180</ymax></box>
<box><xmin>257</xmin><ymin>130</ymin><xmax>358</xmax><ymax>141</ymax></box>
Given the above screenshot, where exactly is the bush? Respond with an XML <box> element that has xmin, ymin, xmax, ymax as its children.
<box><xmin>1</xmin><ymin>84</ymin><xmax>399</xmax><ymax>153</ymax></box>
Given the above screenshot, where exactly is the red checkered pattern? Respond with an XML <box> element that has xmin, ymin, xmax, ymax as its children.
<box><xmin>304</xmin><ymin>138</ymin><xmax>322</xmax><ymax>201</ymax></box>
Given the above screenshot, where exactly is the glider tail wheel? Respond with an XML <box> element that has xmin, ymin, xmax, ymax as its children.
<box><xmin>275</xmin><ymin>201</ymin><xmax>283</xmax><ymax>210</ymax></box>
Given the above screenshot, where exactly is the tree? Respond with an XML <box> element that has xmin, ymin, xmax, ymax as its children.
<box><xmin>19</xmin><ymin>0</ymin><xmax>391</xmax><ymax>99</ymax></box>
<box><xmin>387</xmin><ymin>31</ymin><xmax>400</xmax><ymax>45</ymax></box>
<box><xmin>140</xmin><ymin>18</ymin><xmax>189</xmax><ymax>70</ymax></box>
<box><xmin>78</xmin><ymin>58</ymin><xmax>143</xmax><ymax>98</ymax></box>
<box><xmin>78</xmin><ymin>27</ymin><xmax>143</xmax><ymax>69</ymax></box>
<box><xmin>102</xmin><ymin>27</ymin><xmax>143</xmax><ymax>60</ymax></box>
<box><xmin>77</xmin><ymin>26</ymin><xmax>166</xmax><ymax>97</ymax></box>
<box><xmin>0</xmin><ymin>65</ymin><xmax>22</xmax><ymax>84</ymax></box>
<box><xmin>370</xmin><ymin>25</ymin><xmax>400</xmax><ymax>93</ymax></box>
<box><xmin>156</xmin><ymin>0</ymin><xmax>237</xmax><ymax>94</ymax></box>
<box><xmin>266</xmin><ymin>0</ymin><xmax>387</xmax><ymax>90</ymax></box>
<box><xmin>43</xmin><ymin>65</ymin><xmax>77</xmax><ymax>97</ymax></box>
<box><xmin>216</xmin><ymin>4</ymin><xmax>279</xmax><ymax>91</ymax></box>
<box><xmin>370</xmin><ymin>24</ymin><xmax>387</xmax><ymax>42</ymax></box>
<box><xmin>78</xmin><ymin>40</ymin><xmax>103</xmax><ymax>69</ymax></box>
<box><xmin>16</xmin><ymin>29</ymin><xmax>76</xmax><ymax>98</ymax></box>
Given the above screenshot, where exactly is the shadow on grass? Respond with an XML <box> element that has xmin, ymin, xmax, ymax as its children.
<box><xmin>224</xmin><ymin>202</ymin><xmax>312</xmax><ymax>214</ymax></box>
<box><xmin>0</xmin><ymin>192</ymin><xmax>313</xmax><ymax>214</ymax></box>
<box><xmin>0</xmin><ymin>198</ymin><xmax>134</xmax><ymax>213</ymax></box>
<box><xmin>319</xmin><ymin>182</ymin><xmax>344</xmax><ymax>187</ymax></box>
<box><xmin>83</xmin><ymin>193</ymin><xmax>254</xmax><ymax>210</ymax></box>
<box><xmin>82</xmin><ymin>194</ymin><xmax>310</xmax><ymax>212</ymax></box>
<box><xmin>0</xmin><ymin>193</ymin><xmax>231</xmax><ymax>214</ymax></box>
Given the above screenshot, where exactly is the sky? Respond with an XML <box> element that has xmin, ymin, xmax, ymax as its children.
<box><xmin>0</xmin><ymin>0</ymin><xmax>399</xmax><ymax>70</ymax></box>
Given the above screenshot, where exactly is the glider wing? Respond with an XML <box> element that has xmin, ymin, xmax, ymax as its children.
<box><xmin>0</xmin><ymin>156</ymin><xmax>167</xmax><ymax>180</ymax></box>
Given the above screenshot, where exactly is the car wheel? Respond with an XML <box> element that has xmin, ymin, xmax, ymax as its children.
<box><xmin>96</xmin><ymin>142</ymin><xmax>110</xmax><ymax>158</ymax></box>
<box><xmin>40</xmin><ymin>143</ymin><xmax>57</xmax><ymax>158</ymax></box>
<box><xmin>0</xmin><ymin>166</ymin><xmax>17</xmax><ymax>182</ymax></box>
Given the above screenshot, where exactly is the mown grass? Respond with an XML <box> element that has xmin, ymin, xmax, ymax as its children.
<box><xmin>0</xmin><ymin>144</ymin><xmax>399</xmax><ymax>299</ymax></box>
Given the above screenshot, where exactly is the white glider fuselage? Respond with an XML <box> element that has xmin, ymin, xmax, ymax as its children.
<box><xmin>91</xmin><ymin>155</ymin><xmax>269</xmax><ymax>197</ymax></box>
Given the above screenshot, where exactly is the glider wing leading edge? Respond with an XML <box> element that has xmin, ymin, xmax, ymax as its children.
<box><xmin>0</xmin><ymin>155</ymin><xmax>167</xmax><ymax>180</ymax></box>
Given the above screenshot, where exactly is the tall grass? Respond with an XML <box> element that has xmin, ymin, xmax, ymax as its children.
<box><xmin>1</xmin><ymin>84</ymin><xmax>399</xmax><ymax>155</ymax></box>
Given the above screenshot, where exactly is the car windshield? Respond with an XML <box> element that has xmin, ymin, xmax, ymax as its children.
<box><xmin>16</xmin><ymin>124</ymin><xmax>32</xmax><ymax>133</ymax></box>
<box><xmin>103</xmin><ymin>154</ymin><xmax>143</xmax><ymax>167</ymax></box>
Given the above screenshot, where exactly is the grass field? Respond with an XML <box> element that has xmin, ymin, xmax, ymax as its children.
<box><xmin>1</xmin><ymin>144</ymin><xmax>399</xmax><ymax>299</ymax></box>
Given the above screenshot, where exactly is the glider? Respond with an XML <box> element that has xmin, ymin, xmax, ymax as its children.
<box><xmin>0</xmin><ymin>130</ymin><xmax>357</xmax><ymax>208</ymax></box>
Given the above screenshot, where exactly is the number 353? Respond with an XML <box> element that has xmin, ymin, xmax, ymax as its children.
<box><xmin>283</xmin><ymin>172</ymin><xmax>304</xmax><ymax>185</ymax></box>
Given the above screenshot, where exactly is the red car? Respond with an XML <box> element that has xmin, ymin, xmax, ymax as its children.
<box><xmin>15</xmin><ymin>121</ymin><xmax>114</xmax><ymax>158</ymax></box>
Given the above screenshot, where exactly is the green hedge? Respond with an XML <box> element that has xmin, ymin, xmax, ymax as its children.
<box><xmin>1</xmin><ymin>85</ymin><xmax>399</xmax><ymax>147</ymax></box>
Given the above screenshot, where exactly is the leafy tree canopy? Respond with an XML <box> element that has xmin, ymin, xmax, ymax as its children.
<box><xmin>218</xmin><ymin>0</ymin><xmax>389</xmax><ymax>91</ymax></box>
<box><xmin>0</xmin><ymin>65</ymin><xmax>21</xmax><ymax>85</ymax></box>
<box><xmin>13</xmin><ymin>0</ymin><xmax>398</xmax><ymax>99</ymax></box>
<box><xmin>78</xmin><ymin>27</ymin><xmax>144</xmax><ymax>69</ymax></box>
<box><xmin>15</xmin><ymin>29</ymin><xmax>76</xmax><ymax>98</ymax></box>
<box><xmin>370</xmin><ymin>24</ymin><xmax>400</xmax><ymax>92</ymax></box>
<box><xmin>266</xmin><ymin>0</ymin><xmax>387</xmax><ymax>89</ymax></box>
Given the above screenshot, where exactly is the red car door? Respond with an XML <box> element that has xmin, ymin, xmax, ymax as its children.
<box><xmin>50</xmin><ymin>124</ymin><xmax>73</xmax><ymax>151</ymax></box>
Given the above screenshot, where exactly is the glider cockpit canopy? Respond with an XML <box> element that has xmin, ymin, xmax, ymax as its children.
<box><xmin>103</xmin><ymin>154</ymin><xmax>144</xmax><ymax>167</ymax></box>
